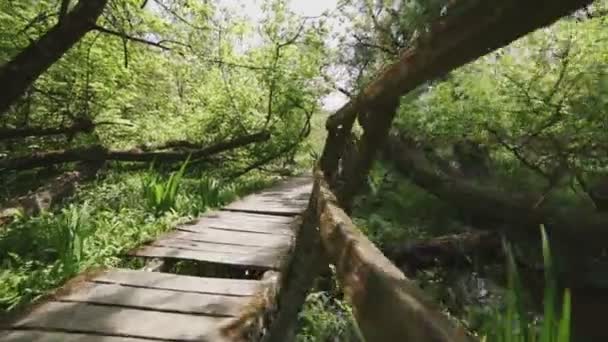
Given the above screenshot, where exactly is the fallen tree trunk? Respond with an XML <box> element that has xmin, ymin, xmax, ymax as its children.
<box><xmin>0</xmin><ymin>162</ymin><xmax>102</xmax><ymax>225</ymax></box>
<box><xmin>0</xmin><ymin>0</ymin><xmax>108</xmax><ymax>115</ymax></box>
<box><xmin>138</xmin><ymin>140</ymin><xmax>205</xmax><ymax>151</ymax></box>
<box><xmin>0</xmin><ymin>119</ymin><xmax>95</xmax><ymax>140</ymax></box>
<box><xmin>0</xmin><ymin>131</ymin><xmax>270</xmax><ymax>170</ymax></box>
<box><xmin>385</xmin><ymin>231</ymin><xmax>502</xmax><ymax>275</ymax></box>
<box><xmin>384</xmin><ymin>133</ymin><xmax>608</xmax><ymax>250</ymax></box>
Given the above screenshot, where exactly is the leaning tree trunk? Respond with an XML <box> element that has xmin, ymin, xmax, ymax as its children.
<box><xmin>385</xmin><ymin>231</ymin><xmax>502</xmax><ymax>275</ymax></box>
<box><xmin>383</xmin><ymin>133</ymin><xmax>608</xmax><ymax>250</ymax></box>
<box><xmin>0</xmin><ymin>0</ymin><xmax>108</xmax><ymax>115</ymax></box>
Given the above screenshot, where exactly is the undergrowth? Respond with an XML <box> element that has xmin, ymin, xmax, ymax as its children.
<box><xmin>480</xmin><ymin>227</ymin><xmax>572</xmax><ymax>342</ymax></box>
<box><xmin>296</xmin><ymin>291</ymin><xmax>363</xmax><ymax>342</ymax></box>
<box><xmin>0</xmin><ymin>165</ymin><xmax>276</xmax><ymax>312</ymax></box>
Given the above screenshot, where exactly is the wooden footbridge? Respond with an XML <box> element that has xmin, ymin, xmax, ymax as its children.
<box><xmin>0</xmin><ymin>1</ymin><xmax>591</xmax><ymax>341</ymax></box>
<box><xmin>1</xmin><ymin>177</ymin><xmax>313</xmax><ymax>342</ymax></box>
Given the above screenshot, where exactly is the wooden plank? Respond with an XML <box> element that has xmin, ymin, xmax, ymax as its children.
<box><xmin>93</xmin><ymin>269</ymin><xmax>261</xmax><ymax>297</ymax></box>
<box><xmin>166</xmin><ymin>230</ymin><xmax>293</xmax><ymax>248</ymax></box>
<box><xmin>10</xmin><ymin>302</ymin><xmax>228</xmax><ymax>341</ymax></box>
<box><xmin>199</xmin><ymin>213</ymin><xmax>295</xmax><ymax>225</ymax></box>
<box><xmin>222</xmin><ymin>201</ymin><xmax>308</xmax><ymax>211</ymax></box>
<box><xmin>152</xmin><ymin>238</ymin><xmax>290</xmax><ymax>255</ymax></box>
<box><xmin>133</xmin><ymin>245</ymin><xmax>285</xmax><ymax>269</ymax></box>
<box><xmin>221</xmin><ymin>203</ymin><xmax>308</xmax><ymax>216</ymax></box>
<box><xmin>178</xmin><ymin>219</ymin><xmax>295</xmax><ymax>236</ymax></box>
<box><xmin>203</xmin><ymin>218</ymin><xmax>295</xmax><ymax>228</ymax></box>
<box><xmin>62</xmin><ymin>282</ymin><xmax>249</xmax><ymax>316</ymax></box>
<box><xmin>202</xmin><ymin>211</ymin><xmax>296</xmax><ymax>223</ymax></box>
<box><xmin>223</xmin><ymin>178</ymin><xmax>312</xmax><ymax>215</ymax></box>
<box><xmin>0</xmin><ymin>330</ymin><xmax>156</xmax><ymax>342</ymax></box>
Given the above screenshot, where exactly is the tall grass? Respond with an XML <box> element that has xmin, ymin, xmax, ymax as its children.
<box><xmin>0</xmin><ymin>167</ymin><xmax>276</xmax><ymax>312</ymax></box>
<box><xmin>51</xmin><ymin>202</ymin><xmax>96</xmax><ymax>277</ymax></box>
<box><xmin>142</xmin><ymin>158</ymin><xmax>189</xmax><ymax>215</ymax></box>
<box><xmin>482</xmin><ymin>225</ymin><xmax>571</xmax><ymax>342</ymax></box>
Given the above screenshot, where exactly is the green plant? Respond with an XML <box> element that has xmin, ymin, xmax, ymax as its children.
<box><xmin>296</xmin><ymin>291</ymin><xmax>364</xmax><ymax>342</ymax></box>
<box><xmin>482</xmin><ymin>225</ymin><xmax>571</xmax><ymax>342</ymax></box>
<box><xmin>197</xmin><ymin>177</ymin><xmax>222</xmax><ymax>209</ymax></box>
<box><xmin>50</xmin><ymin>202</ymin><xmax>96</xmax><ymax>277</ymax></box>
<box><xmin>142</xmin><ymin>158</ymin><xmax>189</xmax><ymax>215</ymax></box>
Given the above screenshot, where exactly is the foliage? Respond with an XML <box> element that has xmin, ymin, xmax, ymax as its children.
<box><xmin>353</xmin><ymin>162</ymin><xmax>465</xmax><ymax>248</ymax></box>
<box><xmin>0</xmin><ymin>168</ymin><xmax>275</xmax><ymax>311</ymax></box>
<box><xmin>481</xmin><ymin>226</ymin><xmax>572</xmax><ymax>342</ymax></box>
<box><xmin>0</xmin><ymin>0</ymin><xmax>330</xmax><ymax>184</ymax></box>
<box><xmin>0</xmin><ymin>0</ymin><xmax>327</xmax><ymax>312</ymax></box>
<box><xmin>51</xmin><ymin>202</ymin><xmax>97</xmax><ymax>277</ymax></box>
<box><xmin>296</xmin><ymin>291</ymin><xmax>364</xmax><ymax>342</ymax></box>
<box><xmin>330</xmin><ymin>0</ymin><xmax>447</xmax><ymax>93</ymax></box>
<box><xmin>142</xmin><ymin>158</ymin><xmax>189</xmax><ymax>215</ymax></box>
<box><xmin>395</xmin><ymin>8</ymin><xmax>608</xmax><ymax>195</ymax></box>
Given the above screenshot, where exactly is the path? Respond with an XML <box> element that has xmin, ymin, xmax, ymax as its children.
<box><xmin>0</xmin><ymin>177</ymin><xmax>312</xmax><ymax>342</ymax></box>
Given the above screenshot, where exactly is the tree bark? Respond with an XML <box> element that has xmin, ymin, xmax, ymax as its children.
<box><xmin>320</xmin><ymin>0</ymin><xmax>593</xmax><ymax>208</ymax></box>
<box><xmin>385</xmin><ymin>231</ymin><xmax>502</xmax><ymax>275</ymax></box>
<box><xmin>0</xmin><ymin>119</ymin><xmax>95</xmax><ymax>140</ymax></box>
<box><xmin>0</xmin><ymin>0</ymin><xmax>108</xmax><ymax>115</ymax></box>
<box><xmin>384</xmin><ymin>134</ymin><xmax>608</xmax><ymax>250</ymax></box>
<box><xmin>0</xmin><ymin>162</ymin><xmax>102</xmax><ymax>225</ymax></box>
<box><xmin>0</xmin><ymin>132</ymin><xmax>270</xmax><ymax>170</ymax></box>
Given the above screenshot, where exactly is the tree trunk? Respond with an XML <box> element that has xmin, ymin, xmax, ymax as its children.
<box><xmin>0</xmin><ymin>0</ymin><xmax>108</xmax><ymax>115</ymax></box>
<box><xmin>0</xmin><ymin>132</ymin><xmax>270</xmax><ymax>170</ymax></box>
<box><xmin>385</xmin><ymin>231</ymin><xmax>502</xmax><ymax>275</ymax></box>
<box><xmin>0</xmin><ymin>119</ymin><xmax>95</xmax><ymax>140</ymax></box>
<box><xmin>452</xmin><ymin>140</ymin><xmax>491</xmax><ymax>179</ymax></box>
<box><xmin>321</xmin><ymin>0</ymin><xmax>593</xmax><ymax>207</ymax></box>
<box><xmin>384</xmin><ymin>133</ymin><xmax>608</xmax><ymax>250</ymax></box>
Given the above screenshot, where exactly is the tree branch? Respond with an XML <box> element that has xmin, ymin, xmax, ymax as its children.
<box><xmin>58</xmin><ymin>0</ymin><xmax>71</xmax><ymax>22</ymax></box>
<box><xmin>0</xmin><ymin>132</ymin><xmax>270</xmax><ymax>170</ymax></box>
<box><xmin>93</xmin><ymin>25</ymin><xmax>172</xmax><ymax>50</ymax></box>
<box><xmin>0</xmin><ymin>118</ymin><xmax>95</xmax><ymax>140</ymax></box>
<box><xmin>0</xmin><ymin>0</ymin><xmax>109</xmax><ymax>115</ymax></box>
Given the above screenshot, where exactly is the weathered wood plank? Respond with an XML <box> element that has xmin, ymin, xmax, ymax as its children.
<box><xmin>61</xmin><ymin>282</ymin><xmax>249</xmax><ymax>316</ymax></box>
<box><xmin>166</xmin><ymin>230</ymin><xmax>293</xmax><ymax>248</ymax></box>
<box><xmin>0</xmin><ymin>330</ymin><xmax>156</xmax><ymax>342</ymax></box>
<box><xmin>178</xmin><ymin>220</ymin><xmax>295</xmax><ymax>237</ymax></box>
<box><xmin>202</xmin><ymin>211</ymin><xmax>296</xmax><ymax>223</ymax></box>
<box><xmin>221</xmin><ymin>205</ymin><xmax>307</xmax><ymax>216</ymax></box>
<box><xmin>199</xmin><ymin>217</ymin><xmax>294</xmax><ymax>228</ymax></box>
<box><xmin>133</xmin><ymin>245</ymin><xmax>285</xmax><ymax>269</ymax></box>
<box><xmin>10</xmin><ymin>302</ymin><xmax>228</xmax><ymax>341</ymax></box>
<box><xmin>152</xmin><ymin>238</ymin><xmax>290</xmax><ymax>255</ymax></box>
<box><xmin>93</xmin><ymin>269</ymin><xmax>261</xmax><ymax>297</ymax></box>
<box><xmin>223</xmin><ymin>178</ymin><xmax>312</xmax><ymax>215</ymax></box>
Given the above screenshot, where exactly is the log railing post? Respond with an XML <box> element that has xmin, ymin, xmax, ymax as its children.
<box><xmin>314</xmin><ymin>171</ymin><xmax>475</xmax><ymax>342</ymax></box>
<box><xmin>262</xmin><ymin>178</ymin><xmax>326</xmax><ymax>342</ymax></box>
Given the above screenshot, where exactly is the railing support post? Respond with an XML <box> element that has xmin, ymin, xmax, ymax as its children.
<box><xmin>262</xmin><ymin>181</ymin><xmax>325</xmax><ymax>342</ymax></box>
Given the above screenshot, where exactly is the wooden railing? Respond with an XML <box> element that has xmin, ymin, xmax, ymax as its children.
<box><xmin>263</xmin><ymin>1</ymin><xmax>594</xmax><ymax>341</ymax></box>
<box><xmin>312</xmin><ymin>171</ymin><xmax>473</xmax><ymax>341</ymax></box>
